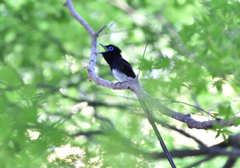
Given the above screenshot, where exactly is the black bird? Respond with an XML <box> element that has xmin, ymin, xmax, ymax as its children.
<box><xmin>99</xmin><ymin>43</ymin><xmax>176</xmax><ymax>168</ymax></box>
<box><xmin>99</xmin><ymin>43</ymin><xmax>136</xmax><ymax>82</ymax></box>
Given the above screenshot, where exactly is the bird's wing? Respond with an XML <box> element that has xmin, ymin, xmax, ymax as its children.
<box><xmin>119</xmin><ymin>58</ymin><xmax>136</xmax><ymax>78</ymax></box>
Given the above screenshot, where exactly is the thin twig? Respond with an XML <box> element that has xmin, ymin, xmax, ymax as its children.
<box><xmin>138</xmin><ymin>24</ymin><xmax>155</xmax><ymax>76</ymax></box>
<box><xmin>157</xmin><ymin>119</ymin><xmax>207</xmax><ymax>148</ymax></box>
<box><xmin>159</xmin><ymin>90</ymin><xmax>215</xmax><ymax>117</ymax></box>
<box><xmin>96</xmin><ymin>25</ymin><xmax>107</xmax><ymax>36</ymax></box>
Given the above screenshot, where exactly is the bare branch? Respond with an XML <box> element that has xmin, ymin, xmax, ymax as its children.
<box><xmin>63</xmin><ymin>0</ymin><xmax>94</xmax><ymax>36</ymax></box>
<box><xmin>96</xmin><ymin>25</ymin><xmax>107</xmax><ymax>36</ymax></box>
<box><xmin>134</xmin><ymin>87</ymin><xmax>237</xmax><ymax>129</ymax></box>
<box><xmin>151</xmin><ymin>96</ymin><xmax>237</xmax><ymax>129</ymax></box>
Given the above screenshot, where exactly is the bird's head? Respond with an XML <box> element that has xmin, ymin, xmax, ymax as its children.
<box><xmin>99</xmin><ymin>43</ymin><xmax>122</xmax><ymax>56</ymax></box>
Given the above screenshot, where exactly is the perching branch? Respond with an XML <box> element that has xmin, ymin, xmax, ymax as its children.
<box><xmin>62</xmin><ymin>0</ymin><xmax>238</xmax><ymax>131</ymax></box>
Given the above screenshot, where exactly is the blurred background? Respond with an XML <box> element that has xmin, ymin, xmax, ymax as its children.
<box><xmin>1</xmin><ymin>0</ymin><xmax>240</xmax><ymax>167</ymax></box>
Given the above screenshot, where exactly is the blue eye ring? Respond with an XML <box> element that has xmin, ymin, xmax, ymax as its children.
<box><xmin>108</xmin><ymin>46</ymin><xmax>114</xmax><ymax>51</ymax></box>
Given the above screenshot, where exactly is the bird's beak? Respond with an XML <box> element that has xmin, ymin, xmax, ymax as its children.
<box><xmin>98</xmin><ymin>43</ymin><xmax>108</xmax><ymax>54</ymax></box>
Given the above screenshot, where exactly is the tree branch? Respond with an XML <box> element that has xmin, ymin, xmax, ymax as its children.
<box><xmin>62</xmin><ymin>0</ymin><xmax>94</xmax><ymax>36</ymax></box>
<box><xmin>151</xmin><ymin>96</ymin><xmax>237</xmax><ymax>129</ymax></box>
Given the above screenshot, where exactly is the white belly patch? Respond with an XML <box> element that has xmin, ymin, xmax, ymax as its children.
<box><xmin>112</xmin><ymin>69</ymin><xmax>128</xmax><ymax>82</ymax></box>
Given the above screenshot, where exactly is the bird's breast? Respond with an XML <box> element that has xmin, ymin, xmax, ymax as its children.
<box><xmin>112</xmin><ymin>69</ymin><xmax>128</xmax><ymax>82</ymax></box>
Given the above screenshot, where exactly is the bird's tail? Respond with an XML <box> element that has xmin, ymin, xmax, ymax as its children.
<box><xmin>137</xmin><ymin>97</ymin><xmax>176</xmax><ymax>168</ymax></box>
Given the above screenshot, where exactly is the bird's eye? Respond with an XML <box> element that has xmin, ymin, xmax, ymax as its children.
<box><xmin>108</xmin><ymin>46</ymin><xmax>114</xmax><ymax>51</ymax></box>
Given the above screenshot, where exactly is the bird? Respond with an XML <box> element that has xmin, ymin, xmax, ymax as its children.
<box><xmin>99</xmin><ymin>44</ymin><xmax>176</xmax><ymax>168</ymax></box>
<box><xmin>99</xmin><ymin>43</ymin><xmax>136</xmax><ymax>82</ymax></box>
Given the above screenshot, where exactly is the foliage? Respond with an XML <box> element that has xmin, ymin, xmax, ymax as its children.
<box><xmin>1</xmin><ymin>0</ymin><xmax>240</xmax><ymax>167</ymax></box>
